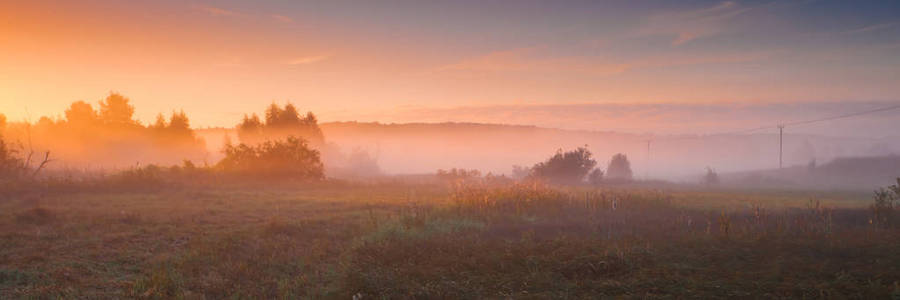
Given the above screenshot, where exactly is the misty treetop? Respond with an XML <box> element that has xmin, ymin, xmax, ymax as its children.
<box><xmin>1</xmin><ymin>92</ymin><xmax>207</xmax><ymax>168</ymax></box>
<box><xmin>99</xmin><ymin>93</ymin><xmax>138</xmax><ymax>126</ymax></box>
<box><xmin>0</xmin><ymin>95</ymin><xmax>360</xmax><ymax>181</ymax></box>
<box><xmin>606</xmin><ymin>153</ymin><xmax>633</xmax><ymax>181</ymax></box>
<box><xmin>238</xmin><ymin>103</ymin><xmax>324</xmax><ymax>146</ymax></box>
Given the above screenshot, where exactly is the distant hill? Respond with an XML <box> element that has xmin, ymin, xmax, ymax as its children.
<box><xmin>722</xmin><ymin>155</ymin><xmax>900</xmax><ymax>190</ymax></box>
<box><xmin>198</xmin><ymin>121</ymin><xmax>898</xmax><ymax>181</ymax></box>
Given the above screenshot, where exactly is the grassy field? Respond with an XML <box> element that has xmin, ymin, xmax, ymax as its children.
<box><xmin>1</xmin><ymin>182</ymin><xmax>898</xmax><ymax>298</ymax></box>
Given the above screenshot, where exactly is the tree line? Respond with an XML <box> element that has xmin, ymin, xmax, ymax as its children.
<box><xmin>0</xmin><ymin>94</ymin><xmax>328</xmax><ymax>182</ymax></box>
<box><xmin>0</xmin><ymin>93</ymin><xmax>207</xmax><ymax>169</ymax></box>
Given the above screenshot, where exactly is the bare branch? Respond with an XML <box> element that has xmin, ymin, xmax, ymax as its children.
<box><xmin>30</xmin><ymin>151</ymin><xmax>52</xmax><ymax>178</ymax></box>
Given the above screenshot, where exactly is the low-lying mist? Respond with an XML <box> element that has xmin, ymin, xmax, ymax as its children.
<box><xmin>199</xmin><ymin>121</ymin><xmax>899</xmax><ymax>189</ymax></box>
<box><xmin>2</xmin><ymin>94</ymin><xmax>897</xmax><ymax>190</ymax></box>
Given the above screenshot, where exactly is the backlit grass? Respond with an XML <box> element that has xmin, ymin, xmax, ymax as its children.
<box><xmin>0</xmin><ymin>182</ymin><xmax>897</xmax><ymax>298</ymax></box>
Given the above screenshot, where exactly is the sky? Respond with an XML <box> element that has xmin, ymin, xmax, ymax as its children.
<box><xmin>1</xmin><ymin>0</ymin><xmax>899</xmax><ymax>135</ymax></box>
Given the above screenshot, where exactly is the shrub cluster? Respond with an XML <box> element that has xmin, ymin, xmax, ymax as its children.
<box><xmin>526</xmin><ymin>147</ymin><xmax>632</xmax><ymax>185</ymax></box>
<box><xmin>531</xmin><ymin>147</ymin><xmax>596</xmax><ymax>184</ymax></box>
<box><xmin>872</xmin><ymin>178</ymin><xmax>900</xmax><ymax>228</ymax></box>
<box><xmin>218</xmin><ymin>136</ymin><xmax>324</xmax><ymax>180</ymax></box>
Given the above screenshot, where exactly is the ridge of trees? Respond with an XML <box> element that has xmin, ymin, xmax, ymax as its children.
<box><xmin>237</xmin><ymin>103</ymin><xmax>324</xmax><ymax>146</ymax></box>
<box><xmin>0</xmin><ymin>92</ymin><xmax>206</xmax><ymax>169</ymax></box>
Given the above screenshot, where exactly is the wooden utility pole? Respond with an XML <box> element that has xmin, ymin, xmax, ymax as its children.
<box><xmin>778</xmin><ymin>125</ymin><xmax>784</xmax><ymax>169</ymax></box>
<box><xmin>645</xmin><ymin>140</ymin><xmax>651</xmax><ymax>179</ymax></box>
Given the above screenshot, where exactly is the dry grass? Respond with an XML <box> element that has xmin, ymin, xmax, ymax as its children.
<box><xmin>0</xmin><ymin>182</ymin><xmax>898</xmax><ymax>298</ymax></box>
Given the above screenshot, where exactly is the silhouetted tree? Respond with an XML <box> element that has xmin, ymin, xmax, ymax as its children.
<box><xmin>606</xmin><ymin>153</ymin><xmax>632</xmax><ymax>181</ymax></box>
<box><xmin>279</xmin><ymin>103</ymin><xmax>302</xmax><ymax>127</ymax></box>
<box><xmin>304</xmin><ymin>112</ymin><xmax>318</xmax><ymax>126</ymax></box>
<box><xmin>167</xmin><ymin>110</ymin><xmax>191</xmax><ymax>133</ymax></box>
<box><xmin>238</xmin><ymin>114</ymin><xmax>264</xmax><ymax>142</ymax></box>
<box><xmin>99</xmin><ymin>93</ymin><xmax>136</xmax><ymax>126</ymax></box>
<box><xmin>37</xmin><ymin>116</ymin><xmax>55</xmax><ymax>128</ymax></box>
<box><xmin>265</xmin><ymin>103</ymin><xmax>285</xmax><ymax>127</ymax></box>
<box><xmin>704</xmin><ymin>167</ymin><xmax>719</xmax><ymax>185</ymax></box>
<box><xmin>2</xmin><ymin>94</ymin><xmax>207</xmax><ymax>168</ymax></box>
<box><xmin>150</xmin><ymin>113</ymin><xmax>169</xmax><ymax>136</ymax></box>
<box><xmin>532</xmin><ymin>146</ymin><xmax>596</xmax><ymax>184</ymax></box>
<box><xmin>64</xmin><ymin>101</ymin><xmax>98</xmax><ymax>126</ymax></box>
<box><xmin>239</xmin><ymin>103</ymin><xmax>323</xmax><ymax>145</ymax></box>
<box><xmin>151</xmin><ymin>113</ymin><xmax>168</xmax><ymax>130</ymax></box>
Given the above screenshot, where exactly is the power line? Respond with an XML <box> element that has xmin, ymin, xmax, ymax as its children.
<box><xmin>718</xmin><ymin>103</ymin><xmax>899</xmax><ymax>169</ymax></box>
<box><xmin>778</xmin><ymin>125</ymin><xmax>784</xmax><ymax>169</ymax></box>
<box><xmin>650</xmin><ymin>103</ymin><xmax>900</xmax><ymax>169</ymax></box>
<box><xmin>782</xmin><ymin>103</ymin><xmax>900</xmax><ymax>128</ymax></box>
<box><xmin>713</xmin><ymin>124</ymin><xmax>778</xmax><ymax>136</ymax></box>
<box><xmin>704</xmin><ymin>102</ymin><xmax>900</xmax><ymax>137</ymax></box>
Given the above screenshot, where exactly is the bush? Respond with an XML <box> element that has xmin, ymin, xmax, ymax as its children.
<box><xmin>510</xmin><ymin>165</ymin><xmax>532</xmax><ymax>180</ymax></box>
<box><xmin>531</xmin><ymin>147</ymin><xmax>596</xmax><ymax>184</ymax></box>
<box><xmin>436</xmin><ymin>168</ymin><xmax>481</xmax><ymax>182</ymax></box>
<box><xmin>606</xmin><ymin>153</ymin><xmax>632</xmax><ymax>181</ymax></box>
<box><xmin>872</xmin><ymin>178</ymin><xmax>899</xmax><ymax>228</ymax></box>
<box><xmin>0</xmin><ymin>138</ymin><xmax>24</xmax><ymax>180</ymax></box>
<box><xmin>218</xmin><ymin>136</ymin><xmax>324</xmax><ymax>180</ymax></box>
<box><xmin>704</xmin><ymin>167</ymin><xmax>719</xmax><ymax>185</ymax></box>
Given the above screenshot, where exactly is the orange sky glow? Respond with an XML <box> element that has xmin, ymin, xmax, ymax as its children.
<box><xmin>2</xmin><ymin>0</ymin><xmax>899</xmax><ymax>133</ymax></box>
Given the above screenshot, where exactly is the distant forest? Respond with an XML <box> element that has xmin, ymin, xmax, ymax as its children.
<box><xmin>0</xmin><ymin>93</ymin><xmax>330</xmax><ymax>171</ymax></box>
<box><xmin>0</xmin><ymin>93</ymin><xmax>206</xmax><ymax>168</ymax></box>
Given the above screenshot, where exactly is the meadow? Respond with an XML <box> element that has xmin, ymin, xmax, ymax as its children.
<box><xmin>1</xmin><ymin>180</ymin><xmax>898</xmax><ymax>299</ymax></box>
<box><xmin>6</xmin><ymin>1</ymin><xmax>900</xmax><ymax>298</ymax></box>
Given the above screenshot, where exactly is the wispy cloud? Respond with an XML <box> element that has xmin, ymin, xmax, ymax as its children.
<box><xmin>637</xmin><ymin>1</ymin><xmax>752</xmax><ymax>46</ymax></box>
<box><xmin>272</xmin><ymin>14</ymin><xmax>294</xmax><ymax>24</ymax></box>
<box><xmin>438</xmin><ymin>47</ymin><xmax>775</xmax><ymax>76</ymax></box>
<box><xmin>286</xmin><ymin>55</ymin><xmax>330</xmax><ymax>65</ymax></box>
<box><xmin>438</xmin><ymin>48</ymin><xmax>537</xmax><ymax>72</ymax></box>
<box><xmin>437</xmin><ymin>48</ymin><xmax>628</xmax><ymax>75</ymax></box>
<box><xmin>630</xmin><ymin>50</ymin><xmax>778</xmax><ymax>70</ymax></box>
<box><xmin>193</xmin><ymin>4</ymin><xmax>241</xmax><ymax>17</ymax></box>
<box><xmin>840</xmin><ymin>22</ymin><xmax>897</xmax><ymax>35</ymax></box>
